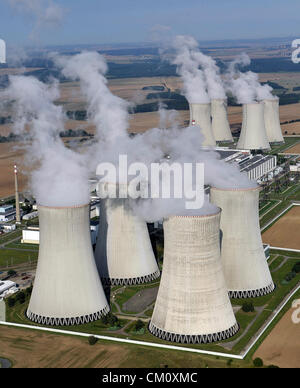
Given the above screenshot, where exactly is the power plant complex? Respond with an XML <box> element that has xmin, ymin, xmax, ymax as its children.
<box><xmin>20</xmin><ymin>59</ymin><xmax>281</xmax><ymax>348</ymax></box>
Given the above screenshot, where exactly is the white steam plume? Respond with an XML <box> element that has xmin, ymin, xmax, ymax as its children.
<box><xmin>226</xmin><ymin>53</ymin><xmax>276</xmax><ymax>104</ymax></box>
<box><xmin>1</xmin><ymin>75</ymin><xmax>90</xmax><ymax>207</ymax></box>
<box><xmin>55</xmin><ymin>51</ymin><xmax>256</xmax><ymax>222</ymax></box>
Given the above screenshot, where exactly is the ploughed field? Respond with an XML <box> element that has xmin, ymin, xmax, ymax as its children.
<box><xmin>254</xmin><ymin>305</ymin><xmax>300</xmax><ymax>368</ymax></box>
<box><xmin>262</xmin><ymin>206</ymin><xmax>300</xmax><ymax>250</ymax></box>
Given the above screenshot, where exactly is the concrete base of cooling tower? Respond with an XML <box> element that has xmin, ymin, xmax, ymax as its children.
<box><xmin>149</xmin><ymin>322</ymin><xmax>239</xmax><ymax>344</ymax></box>
<box><xmin>101</xmin><ymin>269</ymin><xmax>160</xmax><ymax>286</ymax></box>
<box><xmin>26</xmin><ymin>305</ymin><xmax>110</xmax><ymax>326</ymax></box>
<box><xmin>229</xmin><ymin>282</ymin><xmax>275</xmax><ymax>299</ymax></box>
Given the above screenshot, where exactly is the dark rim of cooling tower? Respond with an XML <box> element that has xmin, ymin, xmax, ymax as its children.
<box><xmin>101</xmin><ymin>269</ymin><xmax>160</xmax><ymax>286</ymax></box>
<box><xmin>228</xmin><ymin>282</ymin><xmax>275</xmax><ymax>299</ymax></box>
<box><xmin>26</xmin><ymin>304</ymin><xmax>110</xmax><ymax>326</ymax></box>
<box><xmin>148</xmin><ymin>322</ymin><xmax>240</xmax><ymax>345</ymax></box>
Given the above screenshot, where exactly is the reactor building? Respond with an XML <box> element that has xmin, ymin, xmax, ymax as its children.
<box><xmin>27</xmin><ymin>204</ymin><xmax>110</xmax><ymax>325</ymax></box>
<box><xmin>210</xmin><ymin>187</ymin><xmax>275</xmax><ymax>298</ymax></box>
<box><xmin>149</xmin><ymin>211</ymin><xmax>239</xmax><ymax>344</ymax></box>
<box><xmin>237</xmin><ymin>103</ymin><xmax>271</xmax><ymax>151</ymax></box>
<box><xmin>189</xmin><ymin>103</ymin><xmax>216</xmax><ymax>147</ymax></box>
<box><xmin>263</xmin><ymin>99</ymin><xmax>285</xmax><ymax>145</ymax></box>
<box><xmin>211</xmin><ymin>99</ymin><xmax>233</xmax><ymax>143</ymax></box>
<box><xmin>95</xmin><ymin>183</ymin><xmax>160</xmax><ymax>286</ymax></box>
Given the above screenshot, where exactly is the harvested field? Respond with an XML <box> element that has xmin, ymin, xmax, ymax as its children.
<box><xmin>262</xmin><ymin>206</ymin><xmax>300</xmax><ymax>250</ymax></box>
<box><xmin>0</xmin><ymin>325</ymin><xmax>129</xmax><ymax>368</ymax></box>
<box><xmin>284</xmin><ymin>142</ymin><xmax>300</xmax><ymax>154</ymax></box>
<box><xmin>0</xmin><ymin>142</ymin><xmax>27</xmax><ymax>198</ymax></box>
<box><xmin>254</xmin><ymin>306</ymin><xmax>300</xmax><ymax>368</ymax></box>
<box><xmin>282</xmin><ymin>122</ymin><xmax>300</xmax><ymax>136</ymax></box>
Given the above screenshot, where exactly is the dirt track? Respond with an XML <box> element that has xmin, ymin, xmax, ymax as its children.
<box><xmin>254</xmin><ymin>306</ymin><xmax>300</xmax><ymax>368</ymax></box>
<box><xmin>262</xmin><ymin>206</ymin><xmax>300</xmax><ymax>250</ymax></box>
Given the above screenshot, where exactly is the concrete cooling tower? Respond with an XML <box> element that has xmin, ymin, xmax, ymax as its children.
<box><xmin>237</xmin><ymin>103</ymin><xmax>270</xmax><ymax>151</ymax></box>
<box><xmin>210</xmin><ymin>187</ymin><xmax>275</xmax><ymax>298</ymax></box>
<box><xmin>189</xmin><ymin>103</ymin><xmax>216</xmax><ymax>147</ymax></box>
<box><xmin>0</xmin><ymin>39</ymin><xmax>6</xmax><ymax>64</ymax></box>
<box><xmin>211</xmin><ymin>99</ymin><xmax>233</xmax><ymax>143</ymax></box>
<box><xmin>149</xmin><ymin>211</ymin><xmax>239</xmax><ymax>344</ymax></box>
<box><xmin>263</xmin><ymin>99</ymin><xmax>284</xmax><ymax>145</ymax></box>
<box><xmin>95</xmin><ymin>184</ymin><xmax>160</xmax><ymax>286</ymax></box>
<box><xmin>27</xmin><ymin>204</ymin><xmax>110</xmax><ymax>326</ymax></box>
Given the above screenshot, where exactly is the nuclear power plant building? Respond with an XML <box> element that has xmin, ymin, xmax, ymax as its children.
<box><xmin>27</xmin><ymin>204</ymin><xmax>110</xmax><ymax>326</ymax></box>
<box><xmin>237</xmin><ymin>103</ymin><xmax>271</xmax><ymax>151</ymax></box>
<box><xmin>95</xmin><ymin>183</ymin><xmax>160</xmax><ymax>286</ymax></box>
<box><xmin>210</xmin><ymin>187</ymin><xmax>275</xmax><ymax>298</ymax></box>
<box><xmin>189</xmin><ymin>103</ymin><xmax>216</xmax><ymax>147</ymax></box>
<box><xmin>211</xmin><ymin>99</ymin><xmax>233</xmax><ymax>143</ymax></box>
<box><xmin>149</xmin><ymin>211</ymin><xmax>239</xmax><ymax>344</ymax></box>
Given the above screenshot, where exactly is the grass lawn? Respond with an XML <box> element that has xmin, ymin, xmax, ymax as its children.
<box><xmin>0</xmin><ymin>249</ymin><xmax>38</xmax><ymax>268</ymax></box>
<box><xmin>269</xmin><ymin>256</ymin><xmax>285</xmax><ymax>272</ymax></box>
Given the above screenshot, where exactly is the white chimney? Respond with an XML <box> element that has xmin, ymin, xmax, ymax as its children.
<box><xmin>27</xmin><ymin>204</ymin><xmax>110</xmax><ymax>325</ymax></box>
<box><xmin>211</xmin><ymin>99</ymin><xmax>233</xmax><ymax>143</ymax></box>
<box><xmin>210</xmin><ymin>187</ymin><xmax>275</xmax><ymax>298</ymax></box>
<box><xmin>263</xmin><ymin>99</ymin><xmax>284</xmax><ymax>144</ymax></box>
<box><xmin>189</xmin><ymin>103</ymin><xmax>216</xmax><ymax>147</ymax></box>
<box><xmin>149</xmin><ymin>211</ymin><xmax>239</xmax><ymax>344</ymax></box>
<box><xmin>237</xmin><ymin>103</ymin><xmax>270</xmax><ymax>151</ymax></box>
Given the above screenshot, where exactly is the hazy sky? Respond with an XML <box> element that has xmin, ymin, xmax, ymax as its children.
<box><xmin>1</xmin><ymin>0</ymin><xmax>300</xmax><ymax>46</ymax></box>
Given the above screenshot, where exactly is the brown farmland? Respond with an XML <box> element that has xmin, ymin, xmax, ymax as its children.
<box><xmin>262</xmin><ymin>206</ymin><xmax>300</xmax><ymax>250</ymax></box>
<box><xmin>254</xmin><ymin>306</ymin><xmax>300</xmax><ymax>368</ymax></box>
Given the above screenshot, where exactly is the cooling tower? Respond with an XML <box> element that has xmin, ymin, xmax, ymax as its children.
<box><xmin>263</xmin><ymin>99</ymin><xmax>284</xmax><ymax>144</ymax></box>
<box><xmin>95</xmin><ymin>184</ymin><xmax>160</xmax><ymax>285</ymax></box>
<box><xmin>0</xmin><ymin>39</ymin><xmax>6</xmax><ymax>64</ymax></box>
<box><xmin>210</xmin><ymin>187</ymin><xmax>275</xmax><ymax>298</ymax></box>
<box><xmin>27</xmin><ymin>204</ymin><xmax>110</xmax><ymax>325</ymax></box>
<box><xmin>189</xmin><ymin>103</ymin><xmax>216</xmax><ymax>147</ymax></box>
<box><xmin>237</xmin><ymin>103</ymin><xmax>270</xmax><ymax>151</ymax></box>
<box><xmin>211</xmin><ymin>99</ymin><xmax>233</xmax><ymax>143</ymax></box>
<box><xmin>149</xmin><ymin>211</ymin><xmax>239</xmax><ymax>344</ymax></box>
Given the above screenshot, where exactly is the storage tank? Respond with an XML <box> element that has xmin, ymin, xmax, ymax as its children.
<box><xmin>189</xmin><ymin>103</ymin><xmax>216</xmax><ymax>147</ymax></box>
<box><xmin>211</xmin><ymin>99</ymin><xmax>233</xmax><ymax>143</ymax></box>
<box><xmin>263</xmin><ymin>99</ymin><xmax>284</xmax><ymax>145</ymax></box>
<box><xmin>237</xmin><ymin>103</ymin><xmax>270</xmax><ymax>151</ymax></box>
<box><xmin>95</xmin><ymin>183</ymin><xmax>160</xmax><ymax>286</ymax></box>
<box><xmin>149</xmin><ymin>210</ymin><xmax>239</xmax><ymax>344</ymax></box>
<box><xmin>210</xmin><ymin>187</ymin><xmax>275</xmax><ymax>298</ymax></box>
<box><xmin>27</xmin><ymin>204</ymin><xmax>110</xmax><ymax>325</ymax></box>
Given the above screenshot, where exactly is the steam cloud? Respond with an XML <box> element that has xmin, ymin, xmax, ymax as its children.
<box><xmin>2</xmin><ymin>75</ymin><xmax>90</xmax><ymax>207</ymax></box>
<box><xmin>226</xmin><ymin>53</ymin><xmax>276</xmax><ymax>104</ymax></box>
<box><xmin>53</xmin><ymin>51</ymin><xmax>256</xmax><ymax>221</ymax></box>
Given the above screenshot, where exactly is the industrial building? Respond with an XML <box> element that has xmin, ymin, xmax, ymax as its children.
<box><xmin>149</xmin><ymin>211</ymin><xmax>239</xmax><ymax>344</ymax></box>
<box><xmin>216</xmin><ymin>149</ymin><xmax>277</xmax><ymax>181</ymax></box>
<box><xmin>0</xmin><ymin>205</ymin><xmax>16</xmax><ymax>222</ymax></box>
<box><xmin>189</xmin><ymin>103</ymin><xmax>216</xmax><ymax>147</ymax></box>
<box><xmin>27</xmin><ymin>204</ymin><xmax>110</xmax><ymax>326</ymax></box>
<box><xmin>95</xmin><ymin>182</ymin><xmax>160</xmax><ymax>286</ymax></box>
<box><xmin>0</xmin><ymin>280</ymin><xmax>17</xmax><ymax>297</ymax></box>
<box><xmin>210</xmin><ymin>187</ymin><xmax>275</xmax><ymax>298</ymax></box>
<box><xmin>211</xmin><ymin>99</ymin><xmax>233</xmax><ymax>143</ymax></box>
<box><xmin>22</xmin><ymin>211</ymin><xmax>38</xmax><ymax>221</ymax></box>
<box><xmin>237</xmin><ymin>103</ymin><xmax>271</xmax><ymax>151</ymax></box>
